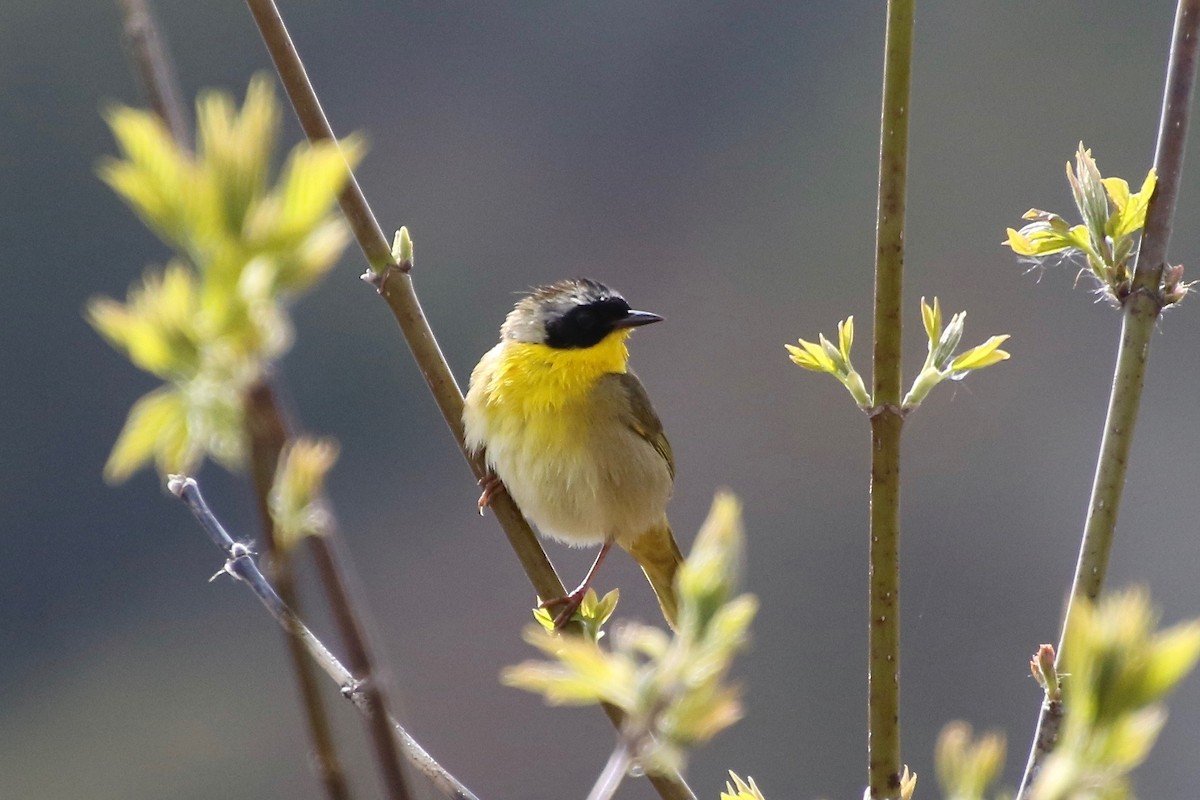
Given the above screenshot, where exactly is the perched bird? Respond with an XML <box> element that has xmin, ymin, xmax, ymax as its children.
<box><xmin>463</xmin><ymin>278</ymin><xmax>683</xmax><ymax>628</ymax></box>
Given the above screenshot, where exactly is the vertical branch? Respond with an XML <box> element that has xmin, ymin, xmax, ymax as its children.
<box><xmin>1016</xmin><ymin>2</ymin><xmax>1200</xmax><ymax>796</ymax></box>
<box><xmin>868</xmin><ymin>1</ymin><xmax>914</xmax><ymax>798</ymax></box>
<box><xmin>245</xmin><ymin>381</ymin><xmax>352</xmax><ymax>800</ymax></box>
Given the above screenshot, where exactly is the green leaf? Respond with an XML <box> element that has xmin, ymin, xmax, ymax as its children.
<box><xmin>104</xmin><ymin>388</ymin><xmax>189</xmax><ymax>483</ymax></box>
<box><xmin>1068</xmin><ymin>144</ymin><xmax>1111</xmax><ymax>246</ymax></box>
<box><xmin>785</xmin><ymin>338</ymin><xmax>835</xmax><ymax>372</ymax></box>
<box><xmin>99</xmin><ymin>107</ymin><xmax>195</xmax><ymax>251</ymax></box>
<box><xmin>921</xmin><ymin>296</ymin><xmax>941</xmax><ymax>343</ymax></box>
<box><xmin>1139</xmin><ymin>621</ymin><xmax>1200</xmax><ymax>701</ymax></box>
<box><xmin>721</xmin><ymin>772</ymin><xmax>767</xmax><ymax>800</ymax></box>
<box><xmin>837</xmin><ymin>315</ymin><xmax>854</xmax><ymax>361</ymax></box>
<box><xmin>1109</xmin><ymin>169</ymin><xmax>1157</xmax><ymax>239</ymax></box>
<box><xmin>951</xmin><ymin>334</ymin><xmax>1011</xmax><ymax>372</ymax></box>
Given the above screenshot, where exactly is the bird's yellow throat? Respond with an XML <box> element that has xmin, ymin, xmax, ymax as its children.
<box><xmin>481</xmin><ymin>330</ymin><xmax>633</xmax><ymax>415</ymax></box>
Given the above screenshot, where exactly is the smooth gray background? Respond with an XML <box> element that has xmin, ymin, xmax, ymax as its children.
<box><xmin>4</xmin><ymin>2</ymin><xmax>1200</xmax><ymax>798</ymax></box>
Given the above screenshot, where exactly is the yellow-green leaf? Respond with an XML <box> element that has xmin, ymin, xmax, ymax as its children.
<box><xmin>1140</xmin><ymin>620</ymin><xmax>1200</xmax><ymax>701</ymax></box>
<box><xmin>104</xmin><ymin>388</ymin><xmax>188</xmax><ymax>483</ymax></box>
<box><xmin>1110</xmin><ymin>168</ymin><xmax>1157</xmax><ymax>239</ymax></box>
<box><xmin>99</xmin><ymin>107</ymin><xmax>194</xmax><ymax>249</ymax></box>
<box><xmin>837</xmin><ymin>316</ymin><xmax>854</xmax><ymax>360</ymax></box>
<box><xmin>921</xmin><ymin>296</ymin><xmax>941</xmax><ymax>342</ymax></box>
<box><xmin>951</xmin><ymin>335</ymin><xmax>1011</xmax><ymax>372</ymax></box>
<box><xmin>785</xmin><ymin>338</ymin><xmax>835</xmax><ymax>372</ymax></box>
<box><xmin>721</xmin><ymin>772</ymin><xmax>767</xmax><ymax>800</ymax></box>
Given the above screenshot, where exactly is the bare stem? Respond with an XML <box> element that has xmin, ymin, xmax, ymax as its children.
<box><xmin>240</xmin><ymin>4</ymin><xmax>696</xmax><ymax>798</ymax></box>
<box><xmin>1016</xmin><ymin>2</ymin><xmax>1200</xmax><ymax>796</ymax></box>
<box><xmin>168</xmin><ymin>476</ymin><xmax>480</xmax><ymax>800</ymax></box>
<box><xmin>242</xmin><ymin>0</ymin><xmax>564</xmax><ymax>604</ymax></box>
<box><xmin>116</xmin><ymin>4</ymin><xmax>347</xmax><ymax>791</ymax></box>
<box><xmin>585</xmin><ymin>740</ymin><xmax>634</xmax><ymax>800</ymax></box>
<box><xmin>867</xmin><ymin>2</ymin><xmax>913</xmax><ymax>798</ymax></box>
<box><xmin>247</xmin><ymin>380</ymin><xmax>415</xmax><ymax>800</ymax></box>
<box><xmin>308</xmin><ymin>535</ymin><xmax>414</xmax><ymax>800</ymax></box>
<box><xmin>115</xmin><ymin>0</ymin><xmax>191</xmax><ymax>148</ymax></box>
<box><xmin>245</xmin><ymin>381</ymin><xmax>350</xmax><ymax>800</ymax></box>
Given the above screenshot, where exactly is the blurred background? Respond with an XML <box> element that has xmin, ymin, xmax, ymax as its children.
<box><xmin>4</xmin><ymin>2</ymin><xmax>1200</xmax><ymax>798</ymax></box>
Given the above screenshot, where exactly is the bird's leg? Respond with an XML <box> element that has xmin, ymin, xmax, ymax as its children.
<box><xmin>539</xmin><ymin>541</ymin><xmax>613</xmax><ymax>628</ymax></box>
<box><xmin>476</xmin><ymin>471</ymin><xmax>504</xmax><ymax>516</ymax></box>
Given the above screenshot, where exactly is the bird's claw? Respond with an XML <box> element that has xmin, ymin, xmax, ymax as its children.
<box><xmin>538</xmin><ymin>587</ymin><xmax>589</xmax><ymax>629</ymax></box>
<box><xmin>477</xmin><ymin>472</ymin><xmax>504</xmax><ymax>516</ymax></box>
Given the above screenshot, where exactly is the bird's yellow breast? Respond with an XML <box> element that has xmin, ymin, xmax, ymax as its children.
<box><xmin>463</xmin><ymin>329</ymin><xmax>669</xmax><ymax>546</ymax></box>
<box><xmin>476</xmin><ymin>331</ymin><xmax>631</xmax><ymax>416</ymax></box>
<box><xmin>467</xmin><ymin>332</ymin><xmax>631</xmax><ymax>469</ymax></box>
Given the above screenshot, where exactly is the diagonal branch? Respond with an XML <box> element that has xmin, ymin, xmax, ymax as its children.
<box><xmin>168</xmin><ymin>476</ymin><xmax>480</xmax><ymax>800</ymax></box>
<box><xmin>243</xmin><ymin>0</ymin><xmax>565</xmax><ymax>605</ymax></box>
<box><xmin>1016</xmin><ymin>2</ymin><xmax>1200</xmax><ymax>796</ymax></box>
<box><xmin>240</xmin><ymin>4</ymin><xmax>696</xmax><ymax>798</ymax></box>
<box><xmin>116</xmin><ymin>0</ymin><xmax>191</xmax><ymax>148</ymax></box>
<box><xmin>115</xmin><ymin>3</ymin><xmax>348</xmax><ymax>795</ymax></box>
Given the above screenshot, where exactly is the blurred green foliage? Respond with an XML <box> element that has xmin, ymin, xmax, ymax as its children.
<box><xmin>503</xmin><ymin>492</ymin><xmax>757</xmax><ymax>780</ymax></box>
<box><xmin>1031</xmin><ymin>589</ymin><xmax>1200</xmax><ymax>800</ymax></box>
<box><xmin>88</xmin><ymin>75</ymin><xmax>361</xmax><ymax>481</ymax></box>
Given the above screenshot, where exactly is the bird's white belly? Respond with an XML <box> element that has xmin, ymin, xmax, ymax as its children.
<box><xmin>483</xmin><ymin>421</ymin><xmax>671</xmax><ymax>548</ymax></box>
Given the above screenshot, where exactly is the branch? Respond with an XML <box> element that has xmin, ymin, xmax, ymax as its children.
<box><xmin>1016</xmin><ymin>2</ymin><xmax>1200</xmax><ymax>795</ymax></box>
<box><xmin>247</xmin><ymin>381</ymin><xmax>416</xmax><ymax>800</ymax></box>
<box><xmin>241</xmin><ymin>4</ymin><xmax>696</xmax><ymax>798</ymax></box>
<box><xmin>168</xmin><ymin>476</ymin><xmax>480</xmax><ymax>800</ymax></box>
<box><xmin>115</xmin><ymin>0</ymin><xmax>191</xmax><ymax>148</ymax></box>
<box><xmin>243</xmin><ymin>0</ymin><xmax>564</xmax><ymax>607</ymax></box>
<box><xmin>115</xmin><ymin>3</ymin><xmax>348</xmax><ymax>793</ymax></box>
<box><xmin>243</xmin><ymin>381</ymin><xmax>352</xmax><ymax>800</ymax></box>
<box><xmin>585</xmin><ymin>740</ymin><xmax>634</xmax><ymax>800</ymax></box>
<box><xmin>308</xmin><ymin>533</ymin><xmax>413</xmax><ymax>800</ymax></box>
<box><xmin>867</xmin><ymin>1</ymin><xmax>913</xmax><ymax>798</ymax></box>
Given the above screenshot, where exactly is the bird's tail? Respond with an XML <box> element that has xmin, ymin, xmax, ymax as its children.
<box><xmin>622</xmin><ymin>520</ymin><xmax>684</xmax><ymax>630</ymax></box>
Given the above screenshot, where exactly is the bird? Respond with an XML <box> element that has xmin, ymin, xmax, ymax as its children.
<box><xmin>463</xmin><ymin>278</ymin><xmax>683</xmax><ymax>629</ymax></box>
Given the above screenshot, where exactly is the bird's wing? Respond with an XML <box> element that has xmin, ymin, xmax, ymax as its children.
<box><xmin>611</xmin><ymin>371</ymin><xmax>675</xmax><ymax>480</ymax></box>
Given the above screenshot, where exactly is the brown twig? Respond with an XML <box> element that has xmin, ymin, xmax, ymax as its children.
<box><xmin>168</xmin><ymin>476</ymin><xmax>479</xmax><ymax>800</ymax></box>
<box><xmin>308</xmin><ymin>534</ymin><xmax>413</xmax><ymax>800</ymax></box>
<box><xmin>241</xmin><ymin>2</ymin><xmax>696</xmax><ymax>797</ymax></box>
<box><xmin>247</xmin><ymin>381</ymin><xmax>416</xmax><ymax>800</ymax></box>
<box><xmin>245</xmin><ymin>380</ymin><xmax>352</xmax><ymax>800</ymax></box>
<box><xmin>116</xmin><ymin>0</ymin><xmax>191</xmax><ymax>148</ymax></box>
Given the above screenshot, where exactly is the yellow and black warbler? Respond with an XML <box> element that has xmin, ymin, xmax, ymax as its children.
<box><xmin>464</xmin><ymin>278</ymin><xmax>683</xmax><ymax>628</ymax></box>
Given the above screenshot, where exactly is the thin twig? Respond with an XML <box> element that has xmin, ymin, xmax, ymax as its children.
<box><xmin>585</xmin><ymin>739</ymin><xmax>634</xmax><ymax>800</ymax></box>
<box><xmin>248</xmin><ymin>381</ymin><xmax>415</xmax><ymax>800</ymax></box>
<box><xmin>115</xmin><ymin>0</ymin><xmax>191</xmax><ymax>148</ymax></box>
<box><xmin>241</xmin><ymin>4</ymin><xmax>696</xmax><ymax>798</ymax></box>
<box><xmin>116</xmin><ymin>3</ymin><xmax>348</xmax><ymax>792</ymax></box>
<box><xmin>867</xmin><ymin>2</ymin><xmax>913</xmax><ymax>798</ymax></box>
<box><xmin>308</xmin><ymin>535</ymin><xmax>413</xmax><ymax>800</ymax></box>
<box><xmin>1016</xmin><ymin>2</ymin><xmax>1200</xmax><ymax>796</ymax></box>
<box><xmin>168</xmin><ymin>475</ymin><xmax>480</xmax><ymax>800</ymax></box>
<box><xmin>245</xmin><ymin>381</ymin><xmax>351</xmax><ymax>800</ymax></box>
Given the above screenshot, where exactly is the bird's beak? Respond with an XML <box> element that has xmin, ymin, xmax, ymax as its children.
<box><xmin>614</xmin><ymin>309</ymin><xmax>664</xmax><ymax>329</ymax></box>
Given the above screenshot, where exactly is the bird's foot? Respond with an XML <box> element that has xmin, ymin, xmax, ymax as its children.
<box><xmin>476</xmin><ymin>472</ymin><xmax>504</xmax><ymax>516</ymax></box>
<box><xmin>538</xmin><ymin>585</ymin><xmax>590</xmax><ymax>629</ymax></box>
